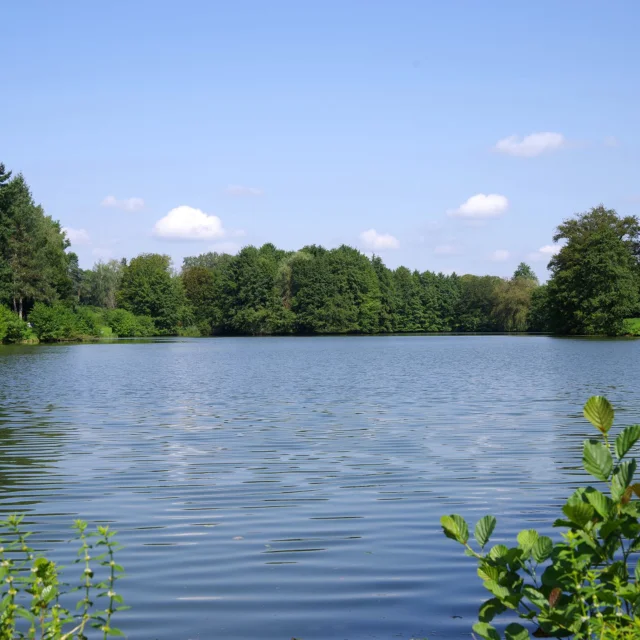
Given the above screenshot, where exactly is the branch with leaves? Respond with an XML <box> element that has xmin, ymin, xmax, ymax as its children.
<box><xmin>442</xmin><ymin>396</ymin><xmax>640</xmax><ymax>639</ymax></box>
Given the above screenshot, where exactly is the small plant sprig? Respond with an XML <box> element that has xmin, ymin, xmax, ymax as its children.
<box><xmin>94</xmin><ymin>525</ymin><xmax>127</xmax><ymax>639</ymax></box>
<box><xmin>0</xmin><ymin>516</ymin><xmax>127</xmax><ymax>639</ymax></box>
<box><xmin>441</xmin><ymin>396</ymin><xmax>640</xmax><ymax>639</ymax></box>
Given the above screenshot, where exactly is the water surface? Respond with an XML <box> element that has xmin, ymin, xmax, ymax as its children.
<box><xmin>1</xmin><ymin>336</ymin><xmax>638</xmax><ymax>639</ymax></box>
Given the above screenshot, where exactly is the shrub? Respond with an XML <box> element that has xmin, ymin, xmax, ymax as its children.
<box><xmin>0</xmin><ymin>306</ymin><xmax>33</xmax><ymax>343</ymax></box>
<box><xmin>74</xmin><ymin>306</ymin><xmax>105</xmax><ymax>337</ymax></box>
<box><xmin>28</xmin><ymin>303</ymin><xmax>83</xmax><ymax>342</ymax></box>
<box><xmin>0</xmin><ymin>515</ymin><xmax>126</xmax><ymax>639</ymax></box>
<box><xmin>442</xmin><ymin>396</ymin><xmax>640</xmax><ymax>639</ymax></box>
<box><xmin>177</xmin><ymin>325</ymin><xmax>201</xmax><ymax>337</ymax></box>
<box><xmin>623</xmin><ymin>318</ymin><xmax>640</xmax><ymax>336</ymax></box>
<box><xmin>104</xmin><ymin>309</ymin><xmax>156</xmax><ymax>337</ymax></box>
<box><xmin>133</xmin><ymin>315</ymin><xmax>156</xmax><ymax>337</ymax></box>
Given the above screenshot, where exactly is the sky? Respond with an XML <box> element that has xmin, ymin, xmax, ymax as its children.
<box><xmin>1</xmin><ymin>1</ymin><xmax>639</xmax><ymax>279</ymax></box>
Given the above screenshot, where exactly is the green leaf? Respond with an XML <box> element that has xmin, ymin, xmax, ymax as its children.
<box><xmin>504</xmin><ymin>623</ymin><xmax>530</xmax><ymax>640</ymax></box>
<box><xmin>582</xmin><ymin>440</ymin><xmax>613</xmax><ymax>481</ymax></box>
<box><xmin>485</xmin><ymin>579</ymin><xmax>511</xmax><ymax>600</ymax></box>
<box><xmin>612</xmin><ymin>459</ymin><xmax>637</xmax><ymax>502</ymax></box>
<box><xmin>562</xmin><ymin>501</ymin><xmax>594</xmax><ymax>528</ymax></box>
<box><xmin>532</xmin><ymin>536</ymin><xmax>553</xmax><ymax>563</ymax></box>
<box><xmin>616</xmin><ymin>425</ymin><xmax>640</xmax><ymax>459</ymax></box>
<box><xmin>106</xmin><ymin>628</ymin><xmax>125</xmax><ymax>637</ymax></box>
<box><xmin>475</xmin><ymin>515</ymin><xmax>497</xmax><ymax>549</ymax></box>
<box><xmin>635</xmin><ymin>558</ymin><xmax>640</xmax><ymax>583</ymax></box>
<box><xmin>472</xmin><ymin>622</ymin><xmax>501</xmax><ymax>640</ymax></box>
<box><xmin>478</xmin><ymin>564</ymin><xmax>501</xmax><ymax>582</ymax></box>
<box><xmin>584</xmin><ymin>488</ymin><xmax>614</xmax><ymax>518</ymax></box>
<box><xmin>488</xmin><ymin>544</ymin><xmax>509</xmax><ymax>560</ymax></box>
<box><xmin>522</xmin><ymin>585</ymin><xmax>547</xmax><ymax>609</ymax></box>
<box><xmin>600</xmin><ymin>518</ymin><xmax>622</xmax><ymax>540</ymax></box>
<box><xmin>517</xmin><ymin>529</ymin><xmax>539</xmax><ymax>552</ymax></box>
<box><xmin>440</xmin><ymin>514</ymin><xmax>469</xmax><ymax>544</ymax></box>
<box><xmin>478</xmin><ymin>598</ymin><xmax>506</xmax><ymax>623</ymax></box>
<box><xmin>584</xmin><ymin>396</ymin><xmax>614</xmax><ymax>434</ymax></box>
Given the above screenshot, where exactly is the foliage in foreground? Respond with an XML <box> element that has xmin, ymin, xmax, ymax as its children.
<box><xmin>442</xmin><ymin>396</ymin><xmax>640</xmax><ymax>638</ymax></box>
<box><xmin>0</xmin><ymin>516</ymin><xmax>126</xmax><ymax>639</ymax></box>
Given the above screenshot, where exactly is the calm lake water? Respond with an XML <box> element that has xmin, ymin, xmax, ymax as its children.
<box><xmin>1</xmin><ymin>336</ymin><xmax>639</xmax><ymax>639</ymax></box>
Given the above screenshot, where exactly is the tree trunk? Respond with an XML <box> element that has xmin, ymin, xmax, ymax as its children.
<box><xmin>18</xmin><ymin>297</ymin><xmax>23</xmax><ymax>320</ymax></box>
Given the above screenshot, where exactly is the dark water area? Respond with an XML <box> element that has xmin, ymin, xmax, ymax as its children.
<box><xmin>0</xmin><ymin>335</ymin><xmax>639</xmax><ymax>639</ymax></box>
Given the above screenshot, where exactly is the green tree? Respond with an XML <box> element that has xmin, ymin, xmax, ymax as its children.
<box><xmin>217</xmin><ymin>244</ymin><xmax>294</xmax><ymax>335</ymax></box>
<box><xmin>528</xmin><ymin>284</ymin><xmax>550</xmax><ymax>332</ymax></box>
<box><xmin>0</xmin><ymin>171</ymin><xmax>71</xmax><ymax>318</ymax></box>
<box><xmin>492</xmin><ymin>276</ymin><xmax>537</xmax><ymax>332</ymax></box>
<box><xmin>434</xmin><ymin>272</ymin><xmax>460</xmax><ymax>332</ymax></box>
<box><xmin>182</xmin><ymin>251</ymin><xmax>234</xmax><ymax>271</ymax></box>
<box><xmin>117</xmin><ymin>253</ymin><xmax>183</xmax><ymax>334</ymax></box>
<box><xmin>455</xmin><ymin>275</ymin><xmax>501</xmax><ymax>332</ymax></box>
<box><xmin>547</xmin><ymin>205</ymin><xmax>640</xmax><ymax>335</ymax></box>
<box><xmin>371</xmin><ymin>255</ymin><xmax>398</xmax><ymax>333</ymax></box>
<box><xmin>181</xmin><ymin>265</ymin><xmax>218</xmax><ymax>335</ymax></box>
<box><xmin>84</xmin><ymin>259</ymin><xmax>124</xmax><ymax>309</ymax></box>
<box><xmin>65</xmin><ymin>252</ymin><xmax>85</xmax><ymax>302</ymax></box>
<box><xmin>291</xmin><ymin>245</ymin><xmax>381</xmax><ymax>334</ymax></box>
<box><xmin>513</xmin><ymin>261</ymin><xmax>539</xmax><ymax>284</ymax></box>
<box><xmin>392</xmin><ymin>267</ymin><xmax>424</xmax><ymax>332</ymax></box>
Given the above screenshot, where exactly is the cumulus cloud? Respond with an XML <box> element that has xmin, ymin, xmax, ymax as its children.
<box><xmin>490</xmin><ymin>249</ymin><xmax>510</xmax><ymax>262</ymax></box>
<box><xmin>63</xmin><ymin>227</ymin><xmax>91</xmax><ymax>245</ymax></box>
<box><xmin>101</xmin><ymin>195</ymin><xmax>145</xmax><ymax>211</ymax></box>
<box><xmin>449</xmin><ymin>194</ymin><xmax>509</xmax><ymax>219</ymax></box>
<box><xmin>153</xmin><ymin>206</ymin><xmax>230</xmax><ymax>240</ymax></box>
<box><xmin>494</xmin><ymin>132</ymin><xmax>566</xmax><ymax>157</ymax></box>
<box><xmin>528</xmin><ymin>244</ymin><xmax>563</xmax><ymax>262</ymax></box>
<box><xmin>360</xmin><ymin>229</ymin><xmax>400</xmax><ymax>250</ymax></box>
<box><xmin>225</xmin><ymin>185</ymin><xmax>264</xmax><ymax>197</ymax></box>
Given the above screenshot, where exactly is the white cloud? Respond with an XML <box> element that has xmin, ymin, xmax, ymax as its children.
<box><xmin>63</xmin><ymin>227</ymin><xmax>91</xmax><ymax>245</ymax></box>
<box><xmin>449</xmin><ymin>194</ymin><xmax>509</xmax><ymax>219</ymax></box>
<box><xmin>528</xmin><ymin>244</ymin><xmax>563</xmax><ymax>262</ymax></box>
<box><xmin>434</xmin><ymin>244</ymin><xmax>461</xmax><ymax>255</ymax></box>
<box><xmin>209</xmin><ymin>241</ymin><xmax>242</xmax><ymax>255</ymax></box>
<box><xmin>153</xmin><ymin>205</ymin><xmax>230</xmax><ymax>240</ymax></box>
<box><xmin>490</xmin><ymin>249</ymin><xmax>510</xmax><ymax>262</ymax></box>
<box><xmin>225</xmin><ymin>185</ymin><xmax>264</xmax><ymax>197</ymax></box>
<box><xmin>101</xmin><ymin>195</ymin><xmax>145</xmax><ymax>211</ymax></box>
<box><xmin>494</xmin><ymin>132</ymin><xmax>566</xmax><ymax>157</ymax></box>
<box><xmin>360</xmin><ymin>229</ymin><xmax>400</xmax><ymax>250</ymax></box>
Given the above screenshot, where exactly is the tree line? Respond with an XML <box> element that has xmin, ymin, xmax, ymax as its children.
<box><xmin>1</xmin><ymin>162</ymin><xmax>639</xmax><ymax>342</ymax></box>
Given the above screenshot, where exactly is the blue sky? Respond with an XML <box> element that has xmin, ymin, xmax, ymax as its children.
<box><xmin>2</xmin><ymin>1</ymin><xmax>639</xmax><ymax>279</ymax></box>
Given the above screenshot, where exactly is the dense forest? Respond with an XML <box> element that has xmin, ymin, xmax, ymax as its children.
<box><xmin>1</xmin><ymin>162</ymin><xmax>639</xmax><ymax>343</ymax></box>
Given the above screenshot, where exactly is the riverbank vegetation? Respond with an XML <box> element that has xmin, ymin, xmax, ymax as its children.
<box><xmin>2</xmin><ymin>161</ymin><xmax>640</xmax><ymax>341</ymax></box>
<box><xmin>442</xmin><ymin>396</ymin><xmax>640</xmax><ymax>639</ymax></box>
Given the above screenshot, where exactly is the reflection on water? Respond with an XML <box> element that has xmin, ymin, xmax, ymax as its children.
<box><xmin>0</xmin><ymin>336</ymin><xmax>639</xmax><ymax>639</ymax></box>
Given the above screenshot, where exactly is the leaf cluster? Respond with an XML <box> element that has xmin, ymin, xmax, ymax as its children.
<box><xmin>442</xmin><ymin>396</ymin><xmax>640</xmax><ymax>639</ymax></box>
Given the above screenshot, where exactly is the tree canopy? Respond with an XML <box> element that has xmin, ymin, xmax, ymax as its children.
<box><xmin>2</xmin><ymin>161</ymin><xmax>640</xmax><ymax>340</ymax></box>
<box><xmin>546</xmin><ymin>206</ymin><xmax>640</xmax><ymax>335</ymax></box>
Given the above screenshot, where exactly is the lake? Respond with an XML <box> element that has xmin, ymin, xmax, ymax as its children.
<box><xmin>1</xmin><ymin>335</ymin><xmax>639</xmax><ymax>639</ymax></box>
